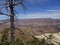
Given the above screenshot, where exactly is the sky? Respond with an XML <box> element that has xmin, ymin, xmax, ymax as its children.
<box><xmin>0</xmin><ymin>0</ymin><xmax>60</xmax><ymax>20</ymax></box>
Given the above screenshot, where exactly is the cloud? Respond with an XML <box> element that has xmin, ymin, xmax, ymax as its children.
<box><xmin>25</xmin><ymin>13</ymin><xmax>60</xmax><ymax>19</ymax></box>
<box><xmin>18</xmin><ymin>11</ymin><xmax>60</xmax><ymax>19</ymax></box>
<box><xmin>47</xmin><ymin>10</ymin><xmax>60</xmax><ymax>12</ymax></box>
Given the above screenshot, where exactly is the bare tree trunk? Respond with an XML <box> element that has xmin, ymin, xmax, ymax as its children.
<box><xmin>9</xmin><ymin>0</ymin><xmax>15</xmax><ymax>45</ymax></box>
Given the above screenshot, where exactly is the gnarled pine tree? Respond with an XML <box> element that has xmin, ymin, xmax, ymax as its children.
<box><xmin>0</xmin><ymin>0</ymin><xmax>26</xmax><ymax>45</ymax></box>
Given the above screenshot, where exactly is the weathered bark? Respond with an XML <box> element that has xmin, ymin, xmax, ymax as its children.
<box><xmin>9</xmin><ymin>0</ymin><xmax>15</xmax><ymax>45</ymax></box>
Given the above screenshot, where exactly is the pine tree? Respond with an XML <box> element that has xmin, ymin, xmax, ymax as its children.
<box><xmin>0</xmin><ymin>0</ymin><xmax>26</xmax><ymax>45</ymax></box>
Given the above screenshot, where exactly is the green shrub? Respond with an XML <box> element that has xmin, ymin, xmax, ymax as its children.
<box><xmin>28</xmin><ymin>37</ymin><xmax>54</xmax><ymax>45</ymax></box>
<box><xmin>15</xmin><ymin>38</ymin><xmax>24</xmax><ymax>45</ymax></box>
<box><xmin>28</xmin><ymin>37</ymin><xmax>40</xmax><ymax>45</ymax></box>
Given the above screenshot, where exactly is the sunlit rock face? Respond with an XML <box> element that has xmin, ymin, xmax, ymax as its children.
<box><xmin>35</xmin><ymin>32</ymin><xmax>60</xmax><ymax>45</ymax></box>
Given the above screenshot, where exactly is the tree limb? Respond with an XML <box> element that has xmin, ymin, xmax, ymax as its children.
<box><xmin>0</xmin><ymin>10</ymin><xmax>10</xmax><ymax>16</ymax></box>
<box><xmin>14</xmin><ymin>27</ymin><xmax>25</xmax><ymax>35</ymax></box>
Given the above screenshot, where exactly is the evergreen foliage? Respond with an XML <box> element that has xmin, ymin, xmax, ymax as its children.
<box><xmin>15</xmin><ymin>38</ymin><xmax>24</xmax><ymax>45</ymax></box>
